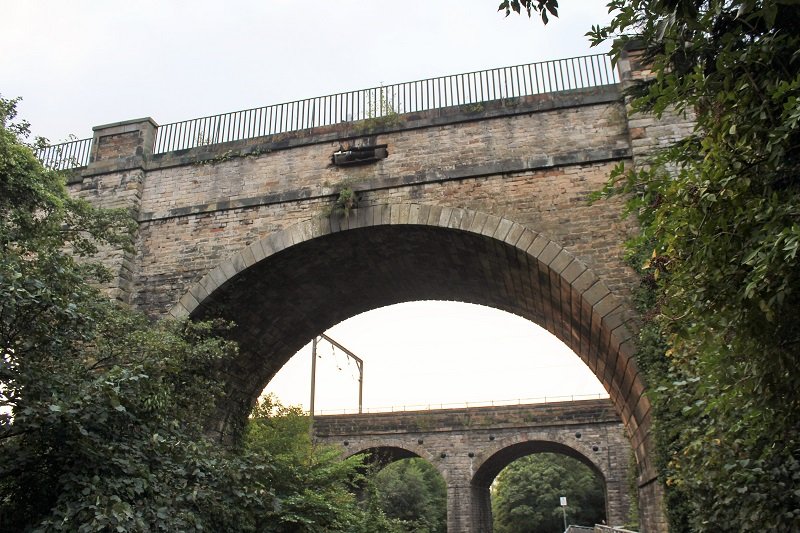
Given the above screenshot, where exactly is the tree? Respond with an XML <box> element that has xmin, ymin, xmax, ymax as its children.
<box><xmin>498</xmin><ymin>0</ymin><xmax>559</xmax><ymax>24</ymax></box>
<box><xmin>248</xmin><ymin>393</ymin><xmax>315</xmax><ymax>459</ymax></box>
<box><xmin>0</xmin><ymin>105</ymin><xmax>263</xmax><ymax>526</ymax></box>
<box><xmin>370</xmin><ymin>458</ymin><xmax>447</xmax><ymax>533</ymax></box>
<box><xmin>0</xmin><ymin>96</ymin><xmax>399</xmax><ymax>532</ymax></box>
<box><xmin>508</xmin><ymin>1</ymin><xmax>800</xmax><ymax>530</ymax></box>
<box><xmin>245</xmin><ymin>395</ymin><xmax>404</xmax><ymax>533</ymax></box>
<box><xmin>491</xmin><ymin>453</ymin><xmax>605</xmax><ymax>533</ymax></box>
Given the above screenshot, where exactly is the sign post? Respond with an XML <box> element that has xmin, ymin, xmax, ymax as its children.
<box><xmin>560</xmin><ymin>496</ymin><xmax>567</xmax><ymax>531</ymax></box>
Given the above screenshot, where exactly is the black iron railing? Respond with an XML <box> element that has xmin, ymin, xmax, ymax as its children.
<box><xmin>36</xmin><ymin>137</ymin><xmax>92</xmax><ymax>170</ymax></box>
<box><xmin>39</xmin><ymin>53</ymin><xmax>618</xmax><ymax>167</ymax></box>
<box><xmin>153</xmin><ymin>53</ymin><xmax>617</xmax><ymax>153</ymax></box>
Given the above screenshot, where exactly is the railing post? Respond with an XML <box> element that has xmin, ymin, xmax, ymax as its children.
<box><xmin>65</xmin><ymin>117</ymin><xmax>157</xmax><ymax>304</ymax></box>
<box><xmin>89</xmin><ymin>117</ymin><xmax>158</xmax><ymax>171</ymax></box>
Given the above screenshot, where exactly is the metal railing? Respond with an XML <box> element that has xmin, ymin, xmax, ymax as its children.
<box><xmin>314</xmin><ymin>392</ymin><xmax>609</xmax><ymax>416</ymax></box>
<box><xmin>37</xmin><ymin>53</ymin><xmax>618</xmax><ymax>167</ymax></box>
<box><xmin>594</xmin><ymin>525</ymin><xmax>639</xmax><ymax>533</ymax></box>
<box><xmin>565</xmin><ymin>526</ymin><xmax>594</xmax><ymax>533</ymax></box>
<box><xmin>36</xmin><ymin>137</ymin><xmax>92</xmax><ymax>170</ymax></box>
<box><xmin>153</xmin><ymin>53</ymin><xmax>617</xmax><ymax>153</ymax></box>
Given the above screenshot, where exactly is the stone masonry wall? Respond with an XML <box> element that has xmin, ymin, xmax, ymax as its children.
<box><xmin>617</xmin><ymin>47</ymin><xmax>695</xmax><ymax>164</ymax></box>
<box><xmin>314</xmin><ymin>400</ymin><xmax>631</xmax><ymax>532</ymax></box>
<box><xmin>104</xmin><ymin>89</ymin><xmax>637</xmax><ymax>317</ymax></box>
<box><xmin>132</xmin><ymin>159</ymin><xmax>633</xmax><ymax>315</ymax></box>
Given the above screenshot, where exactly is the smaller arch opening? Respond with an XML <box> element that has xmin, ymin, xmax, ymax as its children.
<box><xmin>340</xmin><ymin>446</ymin><xmax>446</xmax><ymax>532</ymax></box>
<box><xmin>474</xmin><ymin>441</ymin><xmax>603</xmax><ymax>488</ymax></box>
<box><xmin>369</xmin><ymin>456</ymin><xmax>447</xmax><ymax>533</ymax></box>
<box><xmin>490</xmin><ymin>451</ymin><xmax>606</xmax><ymax>533</ymax></box>
<box><xmin>355</xmin><ymin>445</ymin><xmax>420</xmax><ymax>466</ymax></box>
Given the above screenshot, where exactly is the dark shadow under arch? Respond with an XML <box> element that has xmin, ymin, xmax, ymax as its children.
<box><xmin>347</xmin><ymin>446</ymin><xmax>421</xmax><ymax>467</ymax></box>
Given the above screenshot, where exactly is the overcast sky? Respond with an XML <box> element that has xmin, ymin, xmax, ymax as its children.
<box><xmin>2</xmin><ymin>1</ymin><xmax>615</xmax><ymax>412</ymax></box>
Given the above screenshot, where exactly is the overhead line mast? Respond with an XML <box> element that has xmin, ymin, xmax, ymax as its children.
<box><xmin>310</xmin><ymin>334</ymin><xmax>364</xmax><ymax>417</ymax></box>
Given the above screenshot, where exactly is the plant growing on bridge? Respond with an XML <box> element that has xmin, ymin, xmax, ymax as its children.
<box><xmin>509</xmin><ymin>1</ymin><xmax>800</xmax><ymax>531</ymax></box>
<box><xmin>323</xmin><ymin>183</ymin><xmax>359</xmax><ymax>219</ymax></box>
<box><xmin>359</xmin><ymin>86</ymin><xmax>401</xmax><ymax>132</ymax></box>
<box><xmin>335</xmin><ymin>186</ymin><xmax>358</xmax><ymax>216</ymax></box>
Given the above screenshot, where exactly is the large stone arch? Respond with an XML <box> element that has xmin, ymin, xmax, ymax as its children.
<box><xmin>169</xmin><ymin>202</ymin><xmax>654</xmax><ymax>526</ymax></box>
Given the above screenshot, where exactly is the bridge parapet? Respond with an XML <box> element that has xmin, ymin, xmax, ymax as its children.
<box><xmin>38</xmin><ymin>53</ymin><xmax>617</xmax><ymax>170</ymax></box>
<box><xmin>313</xmin><ymin>398</ymin><xmax>620</xmax><ymax>437</ymax></box>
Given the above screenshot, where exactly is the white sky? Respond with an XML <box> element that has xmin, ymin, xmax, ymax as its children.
<box><xmin>2</xmin><ymin>1</ymin><xmax>614</xmax><ymax>413</ymax></box>
<box><xmin>270</xmin><ymin>302</ymin><xmax>607</xmax><ymax>414</ymax></box>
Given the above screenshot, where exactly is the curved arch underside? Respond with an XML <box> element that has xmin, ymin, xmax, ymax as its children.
<box><xmin>472</xmin><ymin>440</ymin><xmax>604</xmax><ymax>488</ymax></box>
<box><xmin>176</xmin><ymin>205</ymin><xmax>651</xmax><ymax>479</ymax></box>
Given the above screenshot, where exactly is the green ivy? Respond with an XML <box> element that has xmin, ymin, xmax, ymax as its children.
<box><xmin>590</xmin><ymin>1</ymin><xmax>800</xmax><ymax>530</ymax></box>
<box><xmin>508</xmin><ymin>1</ymin><xmax>800</xmax><ymax>529</ymax></box>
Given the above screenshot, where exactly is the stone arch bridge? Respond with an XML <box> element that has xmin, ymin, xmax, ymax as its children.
<box><xmin>48</xmin><ymin>48</ymin><xmax>692</xmax><ymax>532</ymax></box>
<box><xmin>313</xmin><ymin>399</ymin><xmax>631</xmax><ymax>532</ymax></box>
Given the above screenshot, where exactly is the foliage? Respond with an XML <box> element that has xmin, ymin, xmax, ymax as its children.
<box><xmin>249</xmin><ymin>393</ymin><xmax>314</xmax><ymax>459</ymax></box>
<box><xmin>0</xmin><ymin>102</ymin><xmax>259</xmax><ymax>529</ymax></box>
<box><xmin>370</xmin><ymin>458</ymin><xmax>446</xmax><ymax>533</ymax></box>
<box><xmin>333</xmin><ymin>186</ymin><xmax>358</xmax><ymax>218</ymax></box>
<box><xmin>0</xmin><ymin>98</ymin><xmax>134</xmax><ymax>263</ymax></box>
<box><xmin>491</xmin><ymin>453</ymin><xmax>605</xmax><ymax>533</ymax></box>
<box><xmin>360</xmin><ymin>87</ymin><xmax>401</xmax><ymax>132</ymax></box>
<box><xmin>510</xmin><ymin>1</ymin><xmax>800</xmax><ymax>530</ymax></box>
<box><xmin>245</xmin><ymin>396</ymin><xmax>404</xmax><ymax>532</ymax></box>
<box><xmin>0</xmin><ymin>115</ymin><xmax>249</xmax><ymax>526</ymax></box>
<box><xmin>0</xmin><ymin>96</ymin><xmax>399</xmax><ymax>532</ymax></box>
<box><xmin>594</xmin><ymin>1</ymin><xmax>800</xmax><ymax>530</ymax></box>
<box><xmin>498</xmin><ymin>0</ymin><xmax>559</xmax><ymax>24</ymax></box>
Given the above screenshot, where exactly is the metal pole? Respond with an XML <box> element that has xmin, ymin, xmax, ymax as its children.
<box><xmin>358</xmin><ymin>359</ymin><xmax>363</xmax><ymax>414</ymax></box>
<box><xmin>310</xmin><ymin>336</ymin><xmax>318</xmax><ymax>418</ymax></box>
<box><xmin>319</xmin><ymin>333</ymin><xmax>364</xmax><ymax>414</ymax></box>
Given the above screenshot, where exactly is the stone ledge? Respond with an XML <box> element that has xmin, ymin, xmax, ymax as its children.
<box><xmin>313</xmin><ymin>399</ymin><xmax>619</xmax><ymax>436</ymax></box>
<box><xmin>138</xmin><ymin>147</ymin><xmax>631</xmax><ymax>222</ymax></box>
<box><xmin>81</xmin><ymin>156</ymin><xmax>148</xmax><ymax>177</ymax></box>
<box><xmin>92</xmin><ymin>117</ymin><xmax>159</xmax><ymax>132</ymax></box>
